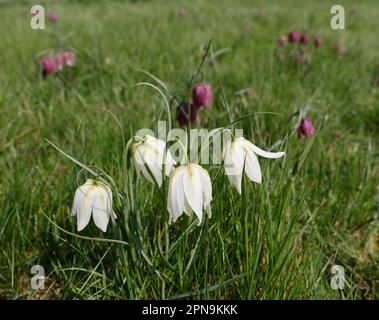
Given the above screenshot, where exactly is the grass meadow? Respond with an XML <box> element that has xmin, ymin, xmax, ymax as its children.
<box><xmin>0</xmin><ymin>0</ymin><xmax>378</xmax><ymax>299</ymax></box>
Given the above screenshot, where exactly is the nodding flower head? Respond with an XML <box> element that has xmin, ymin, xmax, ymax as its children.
<box><xmin>223</xmin><ymin>137</ymin><xmax>285</xmax><ymax>194</ymax></box>
<box><xmin>71</xmin><ymin>179</ymin><xmax>116</xmax><ymax>232</ymax></box>
<box><xmin>42</xmin><ymin>57</ymin><xmax>62</xmax><ymax>77</ymax></box>
<box><xmin>60</xmin><ymin>51</ymin><xmax>76</xmax><ymax>67</ymax></box>
<box><xmin>132</xmin><ymin>135</ymin><xmax>175</xmax><ymax>188</ymax></box>
<box><xmin>167</xmin><ymin>163</ymin><xmax>212</xmax><ymax>226</ymax></box>
<box><xmin>177</xmin><ymin>102</ymin><xmax>199</xmax><ymax>126</ymax></box>
<box><xmin>42</xmin><ymin>51</ymin><xmax>75</xmax><ymax>77</ymax></box>
<box><xmin>49</xmin><ymin>13</ymin><xmax>58</xmax><ymax>23</ymax></box>
<box><xmin>192</xmin><ymin>83</ymin><xmax>212</xmax><ymax>109</ymax></box>
<box><xmin>288</xmin><ymin>31</ymin><xmax>301</xmax><ymax>43</ymax></box>
<box><xmin>297</xmin><ymin>117</ymin><xmax>316</xmax><ymax>138</ymax></box>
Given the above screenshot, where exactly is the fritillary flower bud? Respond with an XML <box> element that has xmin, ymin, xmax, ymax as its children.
<box><xmin>288</xmin><ymin>31</ymin><xmax>300</xmax><ymax>43</ymax></box>
<box><xmin>192</xmin><ymin>83</ymin><xmax>212</xmax><ymax>109</ymax></box>
<box><xmin>297</xmin><ymin>117</ymin><xmax>316</xmax><ymax>138</ymax></box>
<box><xmin>61</xmin><ymin>51</ymin><xmax>76</xmax><ymax>67</ymax></box>
<box><xmin>49</xmin><ymin>13</ymin><xmax>58</xmax><ymax>23</ymax></box>
<box><xmin>42</xmin><ymin>57</ymin><xmax>62</xmax><ymax>77</ymax></box>
<box><xmin>177</xmin><ymin>102</ymin><xmax>199</xmax><ymax>126</ymax></box>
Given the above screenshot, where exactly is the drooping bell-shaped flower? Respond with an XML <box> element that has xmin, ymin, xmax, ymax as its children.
<box><xmin>192</xmin><ymin>83</ymin><xmax>212</xmax><ymax>109</ymax></box>
<box><xmin>42</xmin><ymin>51</ymin><xmax>75</xmax><ymax>77</ymax></box>
<box><xmin>297</xmin><ymin>117</ymin><xmax>316</xmax><ymax>138</ymax></box>
<box><xmin>167</xmin><ymin>164</ymin><xmax>212</xmax><ymax>226</ymax></box>
<box><xmin>42</xmin><ymin>57</ymin><xmax>62</xmax><ymax>77</ymax></box>
<box><xmin>62</xmin><ymin>51</ymin><xmax>76</xmax><ymax>67</ymax></box>
<box><xmin>57</xmin><ymin>51</ymin><xmax>76</xmax><ymax>67</ymax></box>
<box><xmin>177</xmin><ymin>102</ymin><xmax>199</xmax><ymax>126</ymax></box>
<box><xmin>49</xmin><ymin>13</ymin><xmax>58</xmax><ymax>23</ymax></box>
<box><xmin>71</xmin><ymin>179</ymin><xmax>117</xmax><ymax>232</ymax></box>
<box><xmin>133</xmin><ymin>135</ymin><xmax>175</xmax><ymax>187</ymax></box>
<box><xmin>288</xmin><ymin>31</ymin><xmax>300</xmax><ymax>43</ymax></box>
<box><xmin>224</xmin><ymin>137</ymin><xmax>285</xmax><ymax>194</ymax></box>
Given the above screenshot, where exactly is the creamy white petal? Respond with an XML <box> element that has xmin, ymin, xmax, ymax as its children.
<box><xmin>164</xmin><ymin>150</ymin><xmax>176</xmax><ymax>177</ymax></box>
<box><xmin>224</xmin><ymin>138</ymin><xmax>284</xmax><ymax>192</ymax></box>
<box><xmin>139</xmin><ymin>163</ymin><xmax>155</xmax><ymax>185</ymax></box>
<box><xmin>107</xmin><ymin>191</ymin><xmax>117</xmax><ymax>220</ymax></box>
<box><xmin>77</xmin><ymin>186</ymin><xmax>95</xmax><ymax>231</ymax></box>
<box><xmin>227</xmin><ymin>172</ymin><xmax>243</xmax><ymax>194</ymax></box>
<box><xmin>198</xmin><ymin>167</ymin><xmax>212</xmax><ymax>218</ymax></box>
<box><xmin>183</xmin><ymin>165</ymin><xmax>203</xmax><ymax>223</ymax></box>
<box><xmin>167</xmin><ymin>167</ymin><xmax>185</xmax><ymax>223</ymax></box>
<box><xmin>223</xmin><ymin>141</ymin><xmax>234</xmax><ymax>174</ymax></box>
<box><xmin>224</xmin><ymin>141</ymin><xmax>245</xmax><ymax>193</ymax></box>
<box><xmin>183</xmin><ymin>196</ymin><xmax>193</xmax><ymax>216</ymax></box>
<box><xmin>149</xmin><ymin>163</ymin><xmax>163</xmax><ymax>187</ymax></box>
<box><xmin>143</xmin><ymin>149</ymin><xmax>163</xmax><ymax>187</ymax></box>
<box><xmin>242</xmin><ymin>138</ymin><xmax>285</xmax><ymax>159</ymax></box>
<box><xmin>133</xmin><ymin>147</ymin><xmax>144</xmax><ymax>173</ymax></box>
<box><xmin>71</xmin><ymin>179</ymin><xmax>115</xmax><ymax>232</ymax></box>
<box><xmin>195</xmin><ymin>209</ymin><xmax>203</xmax><ymax>226</ymax></box>
<box><xmin>146</xmin><ymin>135</ymin><xmax>165</xmax><ymax>150</ymax></box>
<box><xmin>205</xmin><ymin>203</ymin><xmax>212</xmax><ymax>219</ymax></box>
<box><xmin>92</xmin><ymin>190</ymin><xmax>110</xmax><ymax>232</ymax></box>
<box><xmin>71</xmin><ymin>187</ymin><xmax>83</xmax><ymax>216</ymax></box>
<box><xmin>157</xmin><ymin>141</ymin><xmax>176</xmax><ymax>176</ymax></box>
<box><xmin>136</xmin><ymin>147</ymin><xmax>162</xmax><ymax>187</ymax></box>
<box><xmin>133</xmin><ymin>137</ymin><xmax>171</xmax><ymax>187</ymax></box>
<box><xmin>168</xmin><ymin>164</ymin><xmax>213</xmax><ymax>225</ymax></box>
<box><xmin>224</xmin><ymin>141</ymin><xmax>245</xmax><ymax>177</ymax></box>
<box><xmin>244</xmin><ymin>148</ymin><xmax>262</xmax><ymax>183</ymax></box>
<box><xmin>143</xmin><ymin>143</ymin><xmax>162</xmax><ymax>167</ymax></box>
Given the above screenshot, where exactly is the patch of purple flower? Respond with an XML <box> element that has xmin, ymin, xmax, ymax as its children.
<box><xmin>297</xmin><ymin>117</ymin><xmax>316</xmax><ymax>138</ymax></box>
<box><xmin>192</xmin><ymin>83</ymin><xmax>212</xmax><ymax>109</ymax></box>
<box><xmin>177</xmin><ymin>102</ymin><xmax>199</xmax><ymax>127</ymax></box>
<box><xmin>41</xmin><ymin>51</ymin><xmax>76</xmax><ymax>77</ymax></box>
